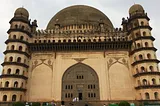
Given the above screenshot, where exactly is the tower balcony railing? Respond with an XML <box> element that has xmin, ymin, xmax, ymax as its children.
<box><xmin>0</xmin><ymin>74</ymin><xmax>28</xmax><ymax>80</ymax></box>
<box><xmin>7</xmin><ymin>28</ymin><xmax>31</xmax><ymax>37</ymax></box>
<box><xmin>133</xmin><ymin>71</ymin><xmax>160</xmax><ymax>77</ymax></box>
<box><xmin>131</xmin><ymin>59</ymin><xmax>160</xmax><ymax>66</ymax></box>
<box><xmin>130</xmin><ymin>47</ymin><xmax>157</xmax><ymax>55</ymax></box>
<box><xmin>135</xmin><ymin>84</ymin><xmax>160</xmax><ymax>90</ymax></box>
<box><xmin>5</xmin><ymin>39</ymin><xmax>29</xmax><ymax>45</ymax></box>
<box><xmin>1</xmin><ymin>62</ymin><xmax>29</xmax><ymax>68</ymax></box>
<box><xmin>0</xmin><ymin>87</ymin><xmax>26</xmax><ymax>91</ymax></box>
<box><xmin>3</xmin><ymin>50</ymin><xmax>30</xmax><ymax>58</ymax></box>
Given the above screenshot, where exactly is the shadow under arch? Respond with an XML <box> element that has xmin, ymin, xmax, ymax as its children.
<box><xmin>61</xmin><ymin>63</ymin><xmax>100</xmax><ymax>101</ymax></box>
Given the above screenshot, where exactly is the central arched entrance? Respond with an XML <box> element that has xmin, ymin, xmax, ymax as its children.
<box><xmin>62</xmin><ymin>63</ymin><xmax>100</xmax><ymax>101</ymax></box>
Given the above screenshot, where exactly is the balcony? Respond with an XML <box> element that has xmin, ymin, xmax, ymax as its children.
<box><xmin>3</xmin><ymin>50</ymin><xmax>30</xmax><ymax>58</ymax></box>
<box><xmin>0</xmin><ymin>74</ymin><xmax>28</xmax><ymax>80</ymax></box>
<box><xmin>133</xmin><ymin>71</ymin><xmax>160</xmax><ymax>77</ymax></box>
<box><xmin>135</xmin><ymin>84</ymin><xmax>160</xmax><ymax>90</ymax></box>
<box><xmin>1</xmin><ymin>62</ymin><xmax>29</xmax><ymax>68</ymax></box>
<box><xmin>5</xmin><ymin>39</ymin><xmax>29</xmax><ymax>45</ymax></box>
<box><xmin>130</xmin><ymin>47</ymin><xmax>157</xmax><ymax>55</ymax></box>
<box><xmin>0</xmin><ymin>87</ymin><xmax>26</xmax><ymax>91</ymax></box>
<box><xmin>131</xmin><ymin>59</ymin><xmax>160</xmax><ymax>66</ymax></box>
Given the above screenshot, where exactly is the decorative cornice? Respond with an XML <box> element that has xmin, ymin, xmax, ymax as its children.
<box><xmin>133</xmin><ymin>71</ymin><xmax>160</xmax><ymax>77</ymax></box>
<box><xmin>131</xmin><ymin>59</ymin><xmax>160</xmax><ymax>66</ymax></box>
<box><xmin>130</xmin><ymin>47</ymin><xmax>157</xmax><ymax>55</ymax></box>
<box><xmin>3</xmin><ymin>50</ymin><xmax>30</xmax><ymax>58</ymax></box>
<box><xmin>1</xmin><ymin>62</ymin><xmax>29</xmax><ymax>68</ymax></box>
<box><xmin>0</xmin><ymin>87</ymin><xmax>26</xmax><ymax>91</ymax></box>
<box><xmin>0</xmin><ymin>74</ymin><xmax>28</xmax><ymax>80</ymax></box>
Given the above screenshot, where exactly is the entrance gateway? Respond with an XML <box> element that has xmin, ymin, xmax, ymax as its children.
<box><xmin>62</xmin><ymin>63</ymin><xmax>100</xmax><ymax>101</ymax></box>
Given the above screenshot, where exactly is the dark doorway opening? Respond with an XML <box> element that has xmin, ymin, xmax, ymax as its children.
<box><xmin>79</xmin><ymin>93</ymin><xmax>82</xmax><ymax>100</ymax></box>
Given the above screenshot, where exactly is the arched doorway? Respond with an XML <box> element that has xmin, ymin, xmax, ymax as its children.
<box><xmin>62</xmin><ymin>63</ymin><xmax>100</xmax><ymax>101</ymax></box>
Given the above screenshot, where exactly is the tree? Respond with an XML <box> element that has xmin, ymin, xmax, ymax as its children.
<box><xmin>12</xmin><ymin>102</ymin><xmax>25</xmax><ymax>106</ymax></box>
<box><xmin>118</xmin><ymin>101</ymin><xmax>130</xmax><ymax>106</ymax></box>
<box><xmin>32</xmin><ymin>102</ymin><xmax>41</xmax><ymax>106</ymax></box>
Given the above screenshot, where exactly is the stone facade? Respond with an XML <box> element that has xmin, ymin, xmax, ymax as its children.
<box><xmin>0</xmin><ymin>4</ymin><xmax>160</xmax><ymax>105</ymax></box>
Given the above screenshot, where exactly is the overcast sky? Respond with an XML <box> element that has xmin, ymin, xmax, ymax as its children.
<box><xmin>0</xmin><ymin>0</ymin><xmax>160</xmax><ymax>74</ymax></box>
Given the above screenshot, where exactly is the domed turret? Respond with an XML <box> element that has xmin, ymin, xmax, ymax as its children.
<box><xmin>129</xmin><ymin>4</ymin><xmax>144</xmax><ymax>16</ymax></box>
<box><xmin>14</xmin><ymin>7</ymin><xmax>29</xmax><ymax>19</ymax></box>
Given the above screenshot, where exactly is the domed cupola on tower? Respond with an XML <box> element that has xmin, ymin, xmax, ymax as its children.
<box><xmin>14</xmin><ymin>7</ymin><xmax>29</xmax><ymax>20</ymax></box>
<box><xmin>129</xmin><ymin>4</ymin><xmax>145</xmax><ymax>17</ymax></box>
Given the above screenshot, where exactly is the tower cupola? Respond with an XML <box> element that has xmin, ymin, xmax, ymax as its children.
<box><xmin>14</xmin><ymin>7</ymin><xmax>29</xmax><ymax>19</ymax></box>
<box><xmin>129</xmin><ymin>4</ymin><xmax>145</xmax><ymax>17</ymax></box>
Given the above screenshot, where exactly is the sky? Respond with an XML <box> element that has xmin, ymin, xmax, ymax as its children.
<box><xmin>0</xmin><ymin>0</ymin><xmax>160</xmax><ymax>74</ymax></box>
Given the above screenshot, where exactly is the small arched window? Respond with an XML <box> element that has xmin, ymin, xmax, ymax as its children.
<box><xmin>139</xmin><ymin>54</ymin><xmax>143</xmax><ymax>60</ymax></box>
<box><xmin>149</xmin><ymin>66</ymin><xmax>154</xmax><ymax>72</ymax></box>
<box><xmin>7</xmin><ymin>68</ymin><xmax>11</xmax><ymax>74</ymax></box>
<box><xmin>19</xmin><ymin>46</ymin><xmax>22</xmax><ymax>51</ymax></box>
<box><xmin>143</xmin><ymin>79</ymin><xmax>147</xmax><ymax>85</ymax></box>
<box><xmin>3</xmin><ymin>95</ymin><xmax>7</xmax><ymax>101</ymax></box>
<box><xmin>12</xmin><ymin>95</ymin><xmax>16</xmax><ymax>101</ymax></box>
<box><xmin>17</xmin><ymin>57</ymin><xmax>21</xmax><ymax>63</ymax></box>
<box><xmin>15</xmin><ymin>69</ymin><xmax>20</xmax><ymax>75</ymax></box>
<box><xmin>5</xmin><ymin>81</ymin><xmax>9</xmax><ymax>87</ymax></box>
<box><xmin>137</xmin><ymin>43</ymin><xmax>141</xmax><ymax>48</ymax></box>
<box><xmin>13</xmin><ymin>35</ymin><xmax>16</xmax><ymax>39</ymax></box>
<box><xmin>21</xmin><ymin>83</ymin><xmax>23</xmax><ymax>88</ymax></box>
<box><xmin>15</xmin><ymin>25</ymin><xmax>18</xmax><ymax>29</ymax></box>
<box><xmin>147</xmin><ymin>53</ymin><xmax>151</xmax><ymax>59</ymax></box>
<box><xmin>145</xmin><ymin>93</ymin><xmax>150</xmax><ymax>100</ymax></box>
<box><xmin>154</xmin><ymin>92</ymin><xmax>159</xmax><ymax>99</ymax></box>
<box><xmin>141</xmin><ymin>67</ymin><xmax>145</xmax><ymax>72</ymax></box>
<box><xmin>141</xmin><ymin>21</ymin><xmax>144</xmax><ymax>26</ymax></box>
<box><xmin>20</xmin><ymin>95</ymin><xmax>22</xmax><ymax>101</ymax></box>
<box><xmin>145</xmin><ymin>42</ymin><xmax>148</xmax><ymax>47</ymax></box>
<box><xmin>152</xmin><ymin>78</ymin><xmax>156</xmax><ymax>85</ymax></box>
<box><xmin>21</xmin><ymin>26</ymin><xmax>24</xmax><ymax>30</ymax></box>
<box><xmin>11</xmin><ymin>45</ymin><xmax>15</xmax><ymax>50</ymax></box>
<box><xmin>9</xmin><ymin>56</ymin><xmax>13</xmax><ymax>62</ymax></box>
<box><xmin>143</xmin><ymin>31</ymin><xmax>146</xmax><ymax>36</ymax></box>
<box><xmin>14</xmin><ymin>81</ymin><xmax>18</xmax><ymax>88</ymax></box>
<box><xmin>20</xmin><ymin>36</ymin><xmax>24</xmax><ymax>40</ymax></box>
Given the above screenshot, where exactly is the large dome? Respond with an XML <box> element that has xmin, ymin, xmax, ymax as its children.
<box><xmin>47</xmin><ymin>5</ymin><xmax>113</xmax><ymax>29</ymax></box>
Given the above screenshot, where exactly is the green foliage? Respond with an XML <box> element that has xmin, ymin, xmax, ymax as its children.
<box><xmin>32</xmin><ymin>102</ymin><xmax>41</xmax><ymax>106</ymax></box>
<box><xmin>12</xmin><ymin>102</ymin><xmax>25</xmax><ymax>106</ymax></box>
<box><xmin>118</xmin><ymin>101</ymin><xmax>130</xmax><ymax>106</ymax></box>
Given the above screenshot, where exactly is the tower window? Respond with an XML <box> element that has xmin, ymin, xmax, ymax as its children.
<box><xmin>15</xmin><ymin>69</ymin><xmax>20</xmax><ymax>75</ymax></box>
<box><xmin>14</xmin><ymin>81</ymin><xmax>18</xmax><ymax>88</ymax></box>
<box><xmin>145</xmin><ymin>93</ymin><xmax>150</xmax><ymax>100</ymax></box>
<box><xmin>143</xmin><ymin>79</ymin><xmax>147</xmax><ymax>85</ymax></box>
<box><xmin>152</xmin><ymin>78</ymin><xmax>156</xmax><ymax>85</ymax></box>
<box><xmin>154</xmin><ymin>92</ymin><xmax>159</xmax><ymax>99</ymax></box>
<box><xmin>11</xmin><ymin>45</ymin><xmax>15</xmax><ymax>50</ymax></box>
<box><xmin>19</xmin><ymin>46</ymin><xmax>23</xmax><ymax>51</ymax></box>
<box><xmin>13</xmin><ymin>35</ymin><xmax>16</xmax><ymax>39</ymax></box>
<box><xmin>12</xmin><ymin>95</ymin><xmax>17</xmax><ymax>101</ymax></box>
<box><xmin>139</xmin><ymin>54</ymin><xmax>143</xmax><ymax>60</ymax></box>
<box><xmin>141</xmin><ymin>21</ymin><xmax>144</xmax><ymax>26</ymax></box>
<box><xmin>143</xmin><ymin>31</ymin><xmax>146</xmax><ymax>36</ymax></box>
<box><xmin>141</xmin><ymin>67</ymin><xmax>145</xmax><ymax>72</ymax></box>
<box><xmin>21</xmin><ymin>26</ymin><xmax>24</xmax><ymax>30</ymax></box>
<box><xmin>21</xmin><ymin>82</ymin><xmax>23</xmax><ymax>88</ymax></box>
<box><xmin>145</xmin><ymin>42</ymin><xmax>148</xmax><ymax>47</ymax></box>
<box><xmin>20</xmin><ymin>36</ymin><xmax>24</xmax><ymax>40</ymax></box>
<box><xmin>147</xmin><ymin>53</ymin><xmax>151</xmax><ymax>59</ymax></box>
<box><xmin>17</xmin><ymin>57</ymin><xmax>21</xmax><ymax>63</ymax></box>
<box><xmin>149</xmin><ymin>66</ymin><xmax>154</xmax><ymax>72</ymax></box>
<box><xmin>9</xmin><ymin>56</ymin><xmax>13</xmax><ymax>62</ymax></box>
<box><xmin>3</xmin><ymin>95</ymin><xmax>7</xmax><ymax>101</ymax></box>
<box><xmin>15</xmin><ymin>25</ymin><xmax>18</xmax><ymax>29</ymax></box>
<box><xmin>137</xmin><ymin>43</ymin><xmax>141</xmax><ymax>48</ymax></box>
<box><xmin>5</xmin><ymin>81</ymin><xmax>9</xmax><ymax>87</ymax></box>
<box><xmin>7</xmin><ymin>68</ymin><xmax>11</xmax><ymax>74</ymax></box>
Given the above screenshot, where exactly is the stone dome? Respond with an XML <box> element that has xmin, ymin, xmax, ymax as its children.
<box><xmin>47</xmin><ymin>5</ymin><xmax>114</xmax><ymax>29</ymax></box>
<box><xmin>129</xmin><ymin>4</ymin><xmax>144</xmax><ymax>15</ymax></box>
<box><xmin>14</xmin><ymin>7</ymin><xmax>29</xmax><ymax>19</ymax></box>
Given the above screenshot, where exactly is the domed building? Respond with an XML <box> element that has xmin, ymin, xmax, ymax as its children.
<box><xmin>0</xmin><ymin>4</ymin><xmax>160</xmax><ymax>106</ymax></box>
